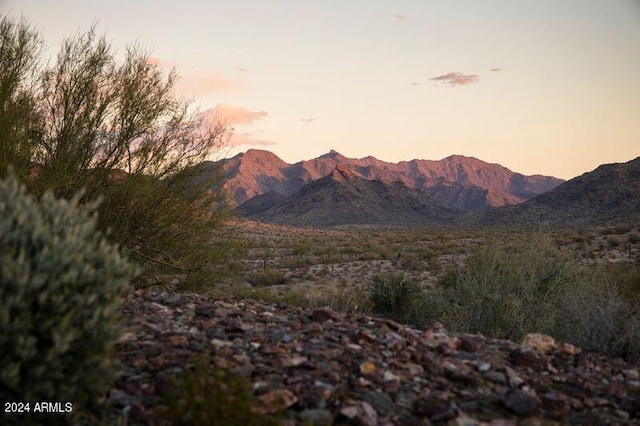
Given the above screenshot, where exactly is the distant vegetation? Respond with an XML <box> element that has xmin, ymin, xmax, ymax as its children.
<box><xmin>366</xmin><ymin>232</ymin><xmax>640</xmax><ymax>364</ymax></box>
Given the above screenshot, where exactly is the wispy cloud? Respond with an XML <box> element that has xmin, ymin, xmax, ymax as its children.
<box><xmin>230</xmin><ymin>131</ymin><xmax>276</xmax><ymax>147</ymax></box>
<box><xmin>206</xmin><ymin>103</ymin><xmax>268</xmax><ymax>126</ymax></box>
<box><xmin>233</xmin><ymin>66</ymin><xmax>249</xmax><ymax>72</ymax></box>
<box><xmin>490</xmin><ymin>67</ymin><xmax>502</xmax><ymax>72</ymax></box>
<box><xmin>145</xmin><ymin>56</ymin><xmax>245</xmax><ymax>95</ymax></box>
<box><xmin>391</xmin><ymin>14</ymin><xmax>406</xmax><ymax>22</ymax></box>
<box><xmin>177</xmin><ymin>72</ymin><xmax>245</xmax><ymax>95</ymax></box>
<box><xmin>200</xmin><ymin>104</ymin><xmax>273</xmax><ymax>147</ymax></box>
<box><xmin>429</xmin><ymin>72</ymin><xmax>479</xmax><ymax>86</ymax></box>
<box><xmin>301</xmin><ymin>117</ymin><xmax>317</xmax><ymax>123</ymax></box>
<box><xmin>409</xmin><ymin>82</ymin><xmax>421</xmax><ymax>86</ymax></box>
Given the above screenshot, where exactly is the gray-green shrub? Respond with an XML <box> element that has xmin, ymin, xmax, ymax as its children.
<box><xmin>428</xmin><ymin>233</ymin><xmax>575</xmax><ymax>341</ymax></box>
<box><xmin>369</xmin><ymin>273</ymin><xmax>427</xmax><ymax>325</ymax></box>
<box><xmin>426</xmin><ymin>232</ymin><xmax>640</xmax><ymax>363</ymax></box>
<box><xmin>0</xmin><ymin>174</ymin><xmax>135</xmax><ymax>419</ymax></box>
<box><xmin>557</xmin><ymin>269</ymin><xmax>640</xmax><ymax>363</ymax></box>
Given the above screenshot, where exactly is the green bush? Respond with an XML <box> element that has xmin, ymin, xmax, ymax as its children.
<box><xmin>0</xmin><ymin>174</ymin><xmax>135</xmax><ymax>419</ymax></box>
<box><xmin>427</xmin><ymin>232</ymin><xmax>640</xmax><ymax>363</ymax></box>
<box><xmin>247</xmin><ymin>269</ymin><xmax>288</xmax><ymax>287</ymax></box>
<box><xmin>557</xmin><ymin>277</ymin><xmax>640</xmax><ymax>362</ymax></box>
<box><xmin>369</xmin><ymin>273</ymin><xmax>427</xmax><ymax>325</ymax></box>
<box><xmin>428</xmin><ymin>233</ymin><xmax>575</xmax><ymax>341</ymax></box>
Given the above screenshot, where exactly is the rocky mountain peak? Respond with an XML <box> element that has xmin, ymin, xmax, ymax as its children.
<box><xmin>319</xmin><ymin>149</ymin><xmax>346</xmax><ymax>161</ymax></box>
<box><xmin>329</xmin><ymin>164</ymin><xmax>356</xmax><ymax>182</ymax></box>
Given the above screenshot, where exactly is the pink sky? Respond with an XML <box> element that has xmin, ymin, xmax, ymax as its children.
<box><xmin>4</xmin><ymin>0</ymin><xmax>640</xmax><ymax>179</ymax></box>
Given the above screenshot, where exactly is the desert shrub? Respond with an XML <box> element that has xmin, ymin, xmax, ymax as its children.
<box><xmin>369</xmin><ymin>273</ymin><xmax>428</xmax><ymax>325</ymax></box>
<box><xmin>427</xmin><ymin>232</ymin><xmax>575</xmax><ymax>341</ymax></box>
<box><xmin>0</xmin><ymin>174</ymin><xmax>135</xmax><ymax>420</ymax></box>
<box><xmin>307</xmin><ymin>287</ymin><xmax>373</xmax><ymax>314</ymax></box>
<box><xmin>613</xmin><ymin>222</ymin><xmax>633</xmax><ymax>235</ymax></box>
<box><xmin>427</xmin><ymin>231</ymin><xmax>640</xmax><ymax>363</ymax></box>
<box><xmin>160</xmin><ymin>356</ymin><xmax>282</xmax><ymax>425</ymax></box>
<box><xmin>247</xmin><ymin>269</ymin><xmax>288</xmax><ymax>287</ymax></box>
<box><xmin>0</xmin><ymin>15</ymin><xmax>231</xmax><ymax>288</ymax></box>
<box><xmin>556</xmin><ymin>277</ymin><xmax>640</xmax><ymax>363</ymax></box>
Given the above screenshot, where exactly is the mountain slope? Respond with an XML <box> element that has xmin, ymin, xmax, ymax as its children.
<box><xmin>248</xmin><ymin>165</ymin><xmax>460</xmax><ymax>227</ymax></box>
<box><xmin>475</xmin><ymin>157</ymin><xmax>640</xmax><ymax>225</ymax></box>
<box><xmin>223</xmin><ymin>149</ymin><xmax>563</xmax><ymax>212</ymax></box>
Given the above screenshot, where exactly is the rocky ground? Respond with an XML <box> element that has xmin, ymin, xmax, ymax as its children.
<box><xmin>109</xmin><ymin>290</ymin><xmax>640</xmax><ymax>425</ymax></box>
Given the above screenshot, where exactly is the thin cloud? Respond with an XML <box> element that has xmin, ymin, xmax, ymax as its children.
<box><xmin>230</xmin><ymin>131</ymin><xmax>276</xmax><ymax>147</ymax></box>
<box><xmin>429</xmin><ymin>72</ymin><xmax>479</xmax><ymax>86</ymax></box>
<box><xmin>177</xmin><ymin>72</ymin><xmax>245</xmax><ymax>95</ymax></box>
<box><xmin>410</xmin><ymin>82</ymin><xmax>421</xmax><ymax>86</ymax></box>
<box><xmin>200</xmin><ymin>104</ymin><xmax>272</xmax><ymax>147</ymax></box>
<box><xmin>392</xmin><ymin>14</ymin><xmax>406</xmax><ymax>22</ymax></box>
<box><xmin>144</xmin><ymin>57</ymin><xmax>245</xmax><ymax>95</ymax></box>
<box><xmin>301</xmin><ymin>117</ymin><xmax>317</xmax><ymax>123</ymax></box>
<box><xmin>490</xmin><ymin>67</ymin><xmax>502</xmax><ymax>72</ymax></box>
<box><xmin>204</xmin><ymin>104</ymin><xmax>268</xmax><ymax>126</ymax></box>
<box><xmin>233</xmin><ymin>66</ymin><xmax>249</xmax><ymax>72</ymax></box>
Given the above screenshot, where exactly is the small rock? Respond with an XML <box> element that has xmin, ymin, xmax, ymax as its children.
<box><xmin>339</xmin><ymin>401</ymin><xmax>378</xmax><ymax>426</ymax></box>
<box><xmin>623</xmin><ymin>368</ymin><xmax>640</xmax><ymax>381</ymax></box>
<box><xmin>252</xmin><ymin>389</ymin><xmax>298</xmax><ymax>414</ymax></box>
<box><xmin>485</xmin><ymin>371</ymin><xmax>507</xmax><ymax>384</ymax></box>
<box><xmin>406</xmin><ymin>362</ymin><xmax>424</xmax><ymax>376</ymax></box>
<box><xmin>504</xmin><ymin>366</ymin><xmax>525</xmax><ymax>387</ymax></box>
<box><xmin>431</xmin><ymin>401</ymin><xmax>459</xmax><ymax>422</ymax></box>
<box><xmin>364</xmin><ymin>391</ymin><xmax>398</xmax><ymax>416</ymax></box>
<box><xmin>478</xmin><ymin>363</ymin><xmax>491</xmax><ymax>373</ymax></box>
<box><xmin>509</xmin><ymin>349</ymin><xmax>544</xmax><ymax>369</ymax></box>
<box><xmin>168</xmin><ymin>335</ymin><xmax>188</xmax><ymax>347</ymax></box>
<box><xmin>383</xmin><ymin>370</ymin><xmax>400</xmax><ymax>382</ymax></box>
<box><xmin>225</xmin><ymin>319</ymin><xmax>252</xmax><ymax>333</ymax></box>
<box><xmin>521</xmin><ymin>333</ymin><xmax>556</xmax><ymax>353</ymax></box>
<box><xmin>447</xmin><ymin>416</ymin><xmax>480</xmax><ymax>426</ymax></box>
<box><xmin>280</xmin><ymin>356</ymin><xmax>308</xmax><ymax>367</ymax></box>
<box><xmin>503</xmin><ymin>389</ymin><xmax>538</xmax><ymax>416</ymax></box>
<box><xmin>311</xmin><ymin>307</ymin><xmax>342</xmax><ymax>322</ymax></box>
<box><xmin>559</xmin><ymin>342</ymin><xmax>581</xmax><ymax>356</ymax></box>
<box><xmin>459</xmin><ymin>336</ymin><xmax>479</xmax><ymax>352</ymax></box>
<box><xmin>298</xmin><ymin>409</ymin><xmax>333</xmax><ymax>426</ymax></box>
<box><xmin>360</xmin><ymin>361</ymin><xmax>377</xmax><ymax>375</ymax></box>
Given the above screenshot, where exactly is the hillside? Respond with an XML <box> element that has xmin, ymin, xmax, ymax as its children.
<box><xmin>246</xmin><ymin>165</ymin><xmax>460</xmax><ymax>227</ymax></box>
<box><xmin>110</xmin><ymin>290</ymin><xmax>640</xmax><ymax>424</ymax></box>
<box><xmin>223</xmin><ymin>150</ymin><xmax>564</xmax><ymax>212</ymax></box>
<box><xmin>476</xmin><ymin>157</ymin><xmax>640</xmax><ymax>225</ymax></box>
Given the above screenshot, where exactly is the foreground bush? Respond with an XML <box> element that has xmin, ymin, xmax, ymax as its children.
<box><xmin>0</xmin><ymin>174</ymin><xmax>135</xmax><ymax>419</ymax></box>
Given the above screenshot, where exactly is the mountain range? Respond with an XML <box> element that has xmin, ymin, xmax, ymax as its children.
<box><xmin>209</xmin><ymin>150</ymin><xmax>639</xmax><ymax>227</ymax></box>
<box><xmin>222</xmin><ymin>149</ymin><xmax>564</xmax><ymax>212</ymax></box>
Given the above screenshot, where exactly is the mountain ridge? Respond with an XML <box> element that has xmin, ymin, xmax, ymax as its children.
<box><xmin>248</xmin><ymin>164</ymin><xmax>460</xmax><ymax>227</ymax></box>
<box><xmin>223</xmin><ymin>149</ymin><xmax>564</xmax><ymax>212</ymax></box>
<box><xmin>474</xmin><ymin>156</ymin><xmax>640</xmax><ymax>225</ymax></box>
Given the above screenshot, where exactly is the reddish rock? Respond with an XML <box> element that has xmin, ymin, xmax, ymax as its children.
<box><xmin>311</xmin><ymin>307</ymin><xmax>342</xmax><ymax>322</ymax></box>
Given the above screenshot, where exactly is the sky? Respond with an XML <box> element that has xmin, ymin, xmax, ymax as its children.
<box><xmin>3</xmin><ymin>0</ymin><xmax>640</xmax><ymax>179</ymax></box>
